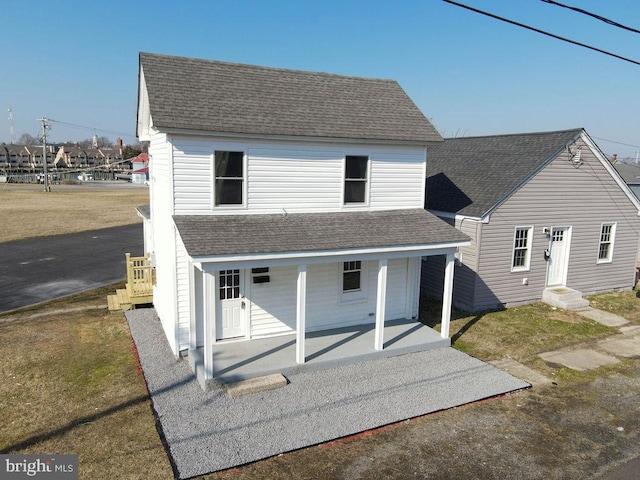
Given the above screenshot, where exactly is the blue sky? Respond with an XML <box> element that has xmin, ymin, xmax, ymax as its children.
<box><xmin>1</xmin><ymin>0</ymin><xmax>638</xmax><ymax>158</ymax></box>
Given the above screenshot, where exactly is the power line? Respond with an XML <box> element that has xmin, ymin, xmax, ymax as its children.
<box><xmin>541</xmin><ymin>0</ymin><xmax>640</xmax><ymax>35</ymax></box>
<box><xmin>47</xmin><ymin>118</ymin><xmax>136</xmax><ymax>139</ymax></box>
<box><xmin>442</xmin><ymin>0</ymin><xmax>640</xmax><ymax>67</ymax></box>
<box><xmin>592</xmin><ymin>137</ymin><xmax>640</xmax><ymax>150</ymax></box>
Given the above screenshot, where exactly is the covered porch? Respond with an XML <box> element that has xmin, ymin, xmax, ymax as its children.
<box><xmin>188</xmin><ymin>317</ymin><xmax>450</xmax><ymax>384</ymax></box>
<box><xmin>174</xmin><ymin>209</ymin><xmax>470</xmax><ymax>390</ymax></box>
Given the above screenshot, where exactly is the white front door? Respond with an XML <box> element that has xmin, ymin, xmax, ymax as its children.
<box><xmin>546</xmin><ymin>227</ymin><xmax>571</xmax><ymax>287</ymax></box>
<box><xmin>217</xmin><ymin>269</ymin><xmax>246</xmax><ymax>340</ymax></box>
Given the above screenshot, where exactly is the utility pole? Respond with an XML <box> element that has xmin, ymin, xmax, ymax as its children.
<box><xmin>38</xmin><ymin>117</ymin><xmax>50</xmax><ymax>192</ymax></box>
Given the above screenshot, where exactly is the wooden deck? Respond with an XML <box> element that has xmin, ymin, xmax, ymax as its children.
<box><xmin>108</xmin><ymin>253</ymin><xmax>154</xmax><ymax>311</ymax></box>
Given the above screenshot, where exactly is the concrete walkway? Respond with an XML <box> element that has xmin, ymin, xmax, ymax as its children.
<box><xmin>126</xmin><ymin>309</ymin><xmax>529</xmax><ymax>479</ymax></box>
<box><xmin>538</xmin><ymin>308</ymin><xmax>640</xmax><ymax>371</ymax></box>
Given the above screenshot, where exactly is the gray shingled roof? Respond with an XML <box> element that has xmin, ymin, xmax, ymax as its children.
<box><xmin>613</xmin><ymin>163</ymin><xmax>640</xmax><ymax>185</ymax></box>
<box><xmin>426</xmin><ymin>128</ymin><xmax>584</xmax><ymax>218</ymax></box>
<box><xmin>173</xmin><ymin>209</ymin><xmax>468</xmax><ymax>258</ymax></box>
<box><xmin>139</xmin><ymin>52</ymin><xmax>441</xmax><ymax>143</ymax></box>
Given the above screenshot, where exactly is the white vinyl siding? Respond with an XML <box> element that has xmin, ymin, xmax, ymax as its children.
<box><xmin>170</xmin><ymin>136</ymin><xmax>426</xmax><ymax>214</ymax></box>
<box><xmin>148</xmin><ymin>130</ymin><xmax>179</xmax><ymax>352</ymax></box>
<box><xmin>597</xmin><ymin>223</ymin><xmax>616</xmax><ymax>263</ymax></box>
<box><xmin>511</xmin><ymin>227</ymin><xmax>533</xmax><ymax>272</ymax></box>
<box><xmin>247</xmin><ymin>259</ymin><xmax>411</xmax><ymax>337</ymax></box>
<box><xmin>175</xmin><ymin>231</ymin><xmax>190</xmax><ymax>348</ymax></box>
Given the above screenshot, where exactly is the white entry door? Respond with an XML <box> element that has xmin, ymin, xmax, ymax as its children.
<box><xmin>217</xmin><ymin>269</ymin><xmax>246</xmax><ymax>340</ymax></box>
<box><xmin>546</xmin><ymin>227</ymin><xmax>570</xmax><ymax>287</ymax></box>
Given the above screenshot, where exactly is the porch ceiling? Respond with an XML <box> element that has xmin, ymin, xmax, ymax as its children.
<box><xmin>174</xmin><ymin>208</ymin><xmax>469</xmax><ymax>258</ymax></box>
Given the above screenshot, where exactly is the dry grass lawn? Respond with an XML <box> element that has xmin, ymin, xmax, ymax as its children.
<box><xmin>0</xmin><ymin>286</ymin><xmax>173</xmax><ymax>479</ymax></box>
<box><xmin>0</xmin><ymin>184</ymin><xmax>149</xmax><ymax>243</ymax></box>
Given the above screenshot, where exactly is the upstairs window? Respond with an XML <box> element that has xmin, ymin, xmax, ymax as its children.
<box><xmin>344</xmin><ymin>155</ymin><xmax>368</xmax><ymax>204</ymax></box>
<box><xmin>511</xmin><ymin>226</ymin><xmax>533</xmax><ymax>272</ymax></box>
<box><xmin>214</xmin><ymin>151</ymin><xmax>244</xmax><ymax>206</ymax></box>
<box><xmin>597</xmin><ymin>223</ymin><xmax>616</xmax><ymax>263</ymax></box>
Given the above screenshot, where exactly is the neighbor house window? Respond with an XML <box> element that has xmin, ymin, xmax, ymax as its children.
<box><xmin>344</xmin><ymin>155</ymin><xmax>368</xmax><ymax>204</ymax></box>
<box><xmin>214</xmin><ymin>151</ymin><xmax>244</xmax><ymax>206</ymax></box>
<box><xmin>511</xmin><ymin>227</ymin><xmax>533</xmax><ymax>272</ymax></box>
<box><xmin>597</xmin><ymin>223</ymin><xmax>616</xmax><ymax>263</ymax></box>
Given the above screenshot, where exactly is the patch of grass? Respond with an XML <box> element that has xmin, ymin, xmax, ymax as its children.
<box><xmin>0</xmin><ymin>185</ymin><xmax>148</xmax><ymax>242</ymax></box>
<box><xmin>586</xmin><ymin>290</ymin><xmax>640</xmax><ymax>324</ymax></box>
<box><xmin>420</xmin><ymin>299</ymin><xmax>616</xmax><ymax>368</ymax></box>
<box><xmin>0</xmin><ymin>307</ymin><xmax>172</xmax><ymax>478</ymax></box>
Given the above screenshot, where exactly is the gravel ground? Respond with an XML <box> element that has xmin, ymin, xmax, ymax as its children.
<box><xmin>126</xmin><ymin>309</ymin><xmax>529</xmax><ymax>479</ymax></box>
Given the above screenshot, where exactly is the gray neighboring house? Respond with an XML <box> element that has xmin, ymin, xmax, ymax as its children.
<box><xmin>613</xmin><ymin>162</ymin><xmax>640</xmax><ymax>200</ymax></box>
<box><xmin>422</xmin><ymin>128</ymin><xmax>640</xmax><ymax>312</ymax></box>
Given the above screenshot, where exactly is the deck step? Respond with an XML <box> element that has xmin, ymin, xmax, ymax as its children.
<box><xmin>116</xmin><ymin>288</ymin><xmax>133</xmax><ymax>311</ymax></box>
<box><xmin>107</xmin><ymin>294</ymin><xmax>120</xmax><ymax>311</ymax></box>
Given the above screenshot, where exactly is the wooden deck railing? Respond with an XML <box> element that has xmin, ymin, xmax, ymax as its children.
<box><xmin>126</xmin><ymin>253</ymin><xmax>154</xmax><ymax>298</ymax></box>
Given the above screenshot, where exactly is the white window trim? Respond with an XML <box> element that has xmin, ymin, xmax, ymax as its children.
<box><xmin>338</xmin><ymin>260</ymin><xmax>369</xmax><ymax>304</ymax></box>
<box><xmin>342</xmin><ymin>155</ymin><xmax>370</xmax><ymax>207</ymax></box>
<box><xmin>511</xmin><ymin>226</ymin><xmax>534</xmax><ymax>272</ymax></box>
<box><xmin>212</xmin><ymin>150</ymin><xmax>247</xmax><ymax>209</ymax></box>
<box><xmin>596</xmin><ymin>222</ymin><xmax>616</xmax><ymax>264</ymax></box>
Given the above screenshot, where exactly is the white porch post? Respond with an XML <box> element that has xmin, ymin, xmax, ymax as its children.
<box><xmin>203</xmin><ymin>271</ymin><xmax>216</xmax><ymax>380</ymax></box>
<box><xmin>188</xmin><ymin>261</ymin><xmax>197</xmax><ymax>352</ymax></box>
<box><xmin>375</xmin><ymin>258</ymin><xmax>388</xmax><ymax>351</ymax></box>
<box><xmin>441</xmin><ymin>253</ymin><xmax>455</xmax><ymax>339</ymax></box>
<box><xmin>296</xmin><ymin>264</ymin><xmax>307</xmax><ymax>364</ymax></box>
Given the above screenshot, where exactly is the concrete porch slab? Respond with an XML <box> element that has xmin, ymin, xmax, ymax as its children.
<box><xmin>576</xmin><ymin>308</ymin><xmax>629</xmax><ymax>327</ymax></box>
<box><xmin>126</xmin><ymin>309</ymin><xmax>529</xmax><ymax>479</ymax></box>
<box><xmin>539</xmin><ymin>348</ymin><xmax>620</xmax><ymax>371</ymax></box>
<box><xmin>200</xmin><ymin>318</ymin><xmax>450</xmax><ymax>384</ymax></box>
<box><xmin>598</xmin><ymin>336</ymin><xmax>640</xmax><ymax>358</ymax></box>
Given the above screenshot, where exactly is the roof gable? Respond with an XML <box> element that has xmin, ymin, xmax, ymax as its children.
<box><xmin>426</xmin><ymin>128</ymin><xmax>584</xmax><ymax>217</ymax></box>
<box><xmin>138</xmin><ymin>52</ymin><xmax>441</xmax><ymax>143</ymax></box>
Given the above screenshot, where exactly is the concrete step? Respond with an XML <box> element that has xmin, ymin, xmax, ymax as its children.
<box><xmin>542</xmin><ymin>287</ymin><xmax>590</xmax><ymax>310</ymax></box>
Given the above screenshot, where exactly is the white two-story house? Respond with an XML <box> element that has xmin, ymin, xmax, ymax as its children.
<box><xmin>136</xmin><ymin>52</ymin><xmax>469</xmax><ymax>388</ymax></box>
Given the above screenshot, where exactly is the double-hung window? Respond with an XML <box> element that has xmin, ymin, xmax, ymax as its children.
<box><xmin>344</xmin><ymin>155</ymin><xmax>369</xmax><ymax>204</ymax></box>
<box><xmin>342</xmin><ymin>261</ymin><xmax>362</xmax><ymax>292</ymax></box>
<box><xmin>214</xmin><ymin>151</ymin><xmax>244</xmax><ymax>206</ymax></box>
<box><xmin>597</xmin><ymin>223</ymin><xmax>616</xmax><ymax>263</ymax></box>
<box><xmin>340</xmin><ymin>260</ymin><xmax>368</xmax><ymax>303</ymax></box>
<box><xmin>511</xmin><ymin>227</ymin><xmax>533</xmax><ymax>272</ymax></box>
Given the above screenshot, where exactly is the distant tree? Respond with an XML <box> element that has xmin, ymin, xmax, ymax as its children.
<box><xmin>17</xmin><ymin>133</ymin><xmax>39</xmax><ymax>145</ymax></box>
<box><xmin>122</xmin><ymin>144</ymin><xmax>143</xmax><ymax>159</ymax></box>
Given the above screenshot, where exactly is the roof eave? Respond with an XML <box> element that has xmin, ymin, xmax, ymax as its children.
<box><xmin>148</xmin><ymin>125</ymin><xmax>440</xmax><ymax>146</ymax></box>
<box><xmin>189</xmin><ymin>240</ymin><xmax>470</xmax><ymax>269</ymax></box>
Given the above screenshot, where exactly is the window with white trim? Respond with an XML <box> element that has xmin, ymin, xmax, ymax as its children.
<box><xmin>344</xmin><ymin>155</ymin><xmax>368</xmax><ymax>204</ymax></box>
<box><xmin>214</xmin><ymin>151</ymin><xmax>244</xmax><ymax>206</ymax></box>
<box><xmin>597</xmin><ymin>223</ymin><xmax>616</xmax><ymax>263</ymax></box>
<box><xmin>339</xmin><ymin>260</ymin><xmax>368</xmax><ymax>303</ymax></box>
<box><xmin>511</xmin><ymin>226</ymin><xmax>533</xmax><ymax>272</ymax></box>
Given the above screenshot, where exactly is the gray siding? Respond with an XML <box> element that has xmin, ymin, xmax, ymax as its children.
<box><xmin>421</xmin><ymin>216</ymin><xmax>479</xmax><ymax>310</ymax></box>
<box><xmin>474</xmin><ymin>140</ymin><xmax>640</xmax><ymax>310</ymax></box>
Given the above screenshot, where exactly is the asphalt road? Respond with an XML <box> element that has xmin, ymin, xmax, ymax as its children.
<box><xmin>0</xmin><ymin>223</ymin><xmax>143</xmax><ymax>313</ymax></box>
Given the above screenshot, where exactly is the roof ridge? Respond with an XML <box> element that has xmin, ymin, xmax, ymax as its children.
<box><xmin>139</xmin><ymin>51</ymin><xmax>396</xmax><ymax>83</ymax></box>
<box><xmin>444</xmin><ymin>128</ymin><xmax>583</xmax><ymax>141</ymax></box>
